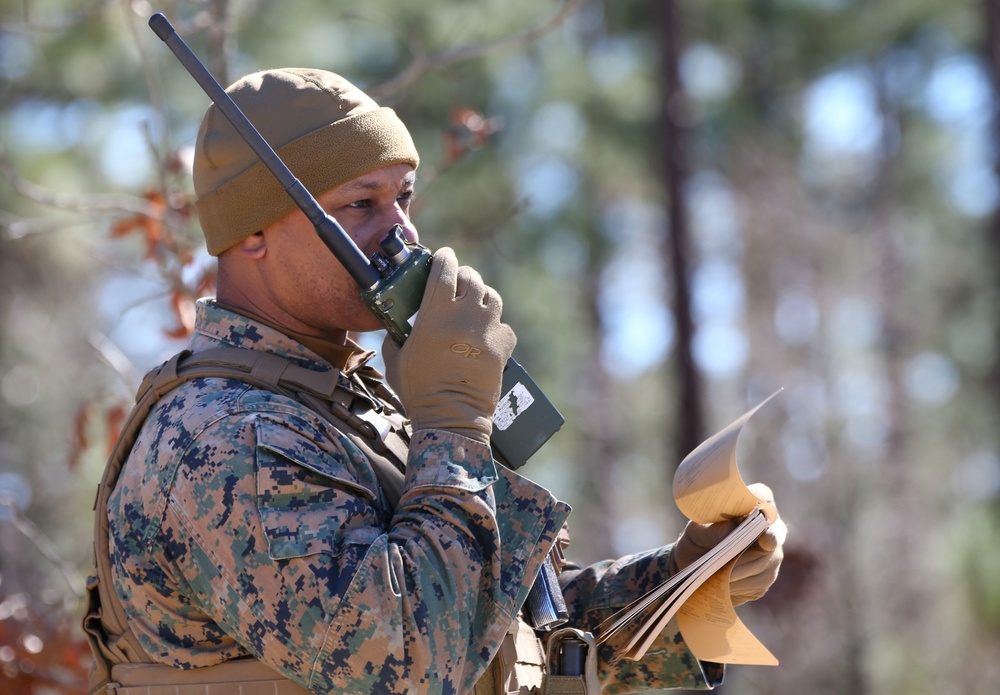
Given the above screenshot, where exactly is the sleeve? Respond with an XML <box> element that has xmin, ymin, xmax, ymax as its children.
<box><xmin>136</xmin><ymin>407</ymin><xmax>570</xmax><ymax>695</ymax></box>
<box><xmin>558</xmin><ymin>545</ymin><xmax>725</xmax><ymax>693</ymax></box>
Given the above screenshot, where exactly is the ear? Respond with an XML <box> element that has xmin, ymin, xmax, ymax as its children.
<box><xmin>237</xmin><ymin>231</ymin><xmax>267</xmax><ymax>260</ymax></box>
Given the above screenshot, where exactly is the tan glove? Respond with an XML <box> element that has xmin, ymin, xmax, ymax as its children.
<box><xmin>381</xmin><ymin>247</ymin><xmax>516</xmax><ymax>444</ymax></box>
<box><xmin>668</xmin><ymin>483</ymin><xmax>786</xmax><ymax>606</ymax></box>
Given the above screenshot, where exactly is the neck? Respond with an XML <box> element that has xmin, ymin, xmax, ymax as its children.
<box><xmin>216</xmin><ymin>282</ymin><xmax>350</xmax><ymax>346</ymax></box>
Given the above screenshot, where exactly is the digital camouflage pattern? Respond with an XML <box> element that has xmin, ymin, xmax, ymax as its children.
<box><xmin>561</xmin><ymin>551</ymin><xmax>725</xmax><ymax>692</ymax></box>
<box><xmin>108</xmin><ymin>300</ymin><xmax>721</xmax><ymax>693</ymax></box>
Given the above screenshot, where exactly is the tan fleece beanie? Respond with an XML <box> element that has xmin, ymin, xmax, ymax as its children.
<box><xmin>193</xmin><ymin>68</ymin><xmax>419</xmax><ymax>256</ymax></box>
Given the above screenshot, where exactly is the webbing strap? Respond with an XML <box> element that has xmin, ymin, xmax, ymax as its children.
<box><xmin>146</xmin><ymin>348</ymin><xmax>409</xmax><ymax>505</ymax></box>
<box><xmin>109</xmin><ymin>683</ymin><xmax>303</xmax><ymax>695</ymax></box>
<box><xmin>150</xmin><ymin>348</ymin><xmax>408</xmax><ymax>503</ymax></box>
<box><xmin>108</xmin><ymin>659</ymin><xmax>311</xmax><ymax>695</ymax></box>
<box><xmin>85</xmin><ymin>351</ymin><xmax>196</xmax><ymax>692</ymax></box>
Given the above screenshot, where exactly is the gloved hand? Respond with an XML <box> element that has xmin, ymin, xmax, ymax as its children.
<box><xmin>668</xmin><ymin>483</ymin><xmax>787</xmax><ymax>606</ymax></box>
<box><xmin>381</xmin><ymin>247</ymin><xmax>516</xmax><ymax>444</ymax></box>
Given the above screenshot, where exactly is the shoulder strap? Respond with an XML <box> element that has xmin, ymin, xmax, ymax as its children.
<box><xmin>176</xmin><ymin>347</ymin><xmax>409</xmax><ymax>505</ymax></box>
<box><xmin>84</xmin><ymin>348</ymin><xmax>409</xmax><ymax>694</ymax></box>
<box><xmin>84</xmin><ymin>351</ymin><xmax>191</xmax><ymax>693</ymax></box>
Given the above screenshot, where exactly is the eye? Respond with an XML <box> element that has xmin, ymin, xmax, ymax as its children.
<box><xmin>347</xmin><ymin>199</ymin><xmax>372</xmax><ymax>209</ymax></box>
<box><xmin>397</xmin><ymin>190</ymin><xmax>414</xmax><ymax>207</ymax></box>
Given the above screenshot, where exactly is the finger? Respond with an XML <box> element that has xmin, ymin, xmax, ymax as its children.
<box><xmin>455</xmin><ymin>266</ymin><xmax>472</xmax><ymax>299</ymax></box>
<box><xmin>685</xmin><ymin>520</ymin><xmax>740</xmax><ymax>551</ymax></box>
<box><xmin>730</xmin><ymin>556</ymin><xmax>782</xmax><ymax>604</ymax></box>
<box><xmin>429</xmin><ymin>247</ymin><xmax>459</xmax><ymax>299</ymax></box>
<box><xmin>482</xmin><ymin>285</ymin><xmax>502</xmax><ymax>312</ymax></box>
<box><xmin>747</xmin><ymin>482</ymin><xmax>774</xmax><ymax>505</ymax></box>
<box><xmin>457</xmin><ymin>266</ymin><xmax>486</xmax><ymax>304</ymax></box>
<box><xmin>730</xmin><ymin>578</ymin><xmax>773</xmax><ymax>606</ymax></box>
<box><xmin>755</xmin><ymin>516</ymin><xmax>787</xmax><ymax>553</ymax></box>
<box><xmin>491</xmin><ymin>321</ymin><xmax>517</xmax><ymax>361</ymax></box>
<box><xmin>730</xmin><ymin>545</ymin><xmax>781</xmax><ymax>583</ymax></box>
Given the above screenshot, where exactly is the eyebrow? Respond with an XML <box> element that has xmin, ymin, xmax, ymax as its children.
<box><xmin>340</xmin><ymin>173</ymin><xmax>416</xmax><ymax>194</ymax></box>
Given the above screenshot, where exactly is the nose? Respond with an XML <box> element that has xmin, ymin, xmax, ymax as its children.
<box><xmin>361</xmin><ymin>203</ymin><xmax>419</xmax><ymax>257</ymax></box>
<box><xmin>387</xmin><ymin>205</ymin><xmax>418</xmax><ymax>244</ymax></box>
<box><xmin>397</xmin><ymin>219</ymin><xmax>419</xmax><ymax>244</ymax></box>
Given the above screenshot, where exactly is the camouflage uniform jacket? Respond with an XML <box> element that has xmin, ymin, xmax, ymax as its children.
<box><xmin>108</xmin><ymin>300</ymin><xmax>722</xmax><ymax>694</ymax></box>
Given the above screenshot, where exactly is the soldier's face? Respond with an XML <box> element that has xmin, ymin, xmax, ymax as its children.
<box><xmin>260</xmin><ymin>163</ymin><xmax>419</xmax><ymax>338</ymax></box>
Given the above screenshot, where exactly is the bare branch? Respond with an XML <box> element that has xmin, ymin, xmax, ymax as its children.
<box><xmin>0</xmin><ymin>153</ymin><xmax>162</xmax><ymax>232</ymax></box>
<box><xmin>204</xmin><ymin>0</ymin><xmax>235</xmax><ymax>87</ymax></box>
<box><xmin>120</xmin><ymin>0</ymin><xmax>171</xmax><ymax>158</ymax></box>
<box><xmin>89</xmin><ymin>330</ymin><xmax>143</xmax><ymax>393</ymax></box>
<box><xmin>367</xmin><ymin>0</ymin><xmax>583</xmax><ymax>100</ymax></box>
<box><xmin>0</xmin><ymin>496</ymin><xmax>86</xmax><ymax>600</ymax></box>
<box><xmin>0</xmin><ymin>212</ymin><xmax>79</xmax><ymax>239</ymax></box>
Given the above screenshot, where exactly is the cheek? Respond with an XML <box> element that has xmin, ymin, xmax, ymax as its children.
<box><xmin>295</xmin><ymin>238</ymin><xmax>351</xmax><ymax>288</ymax></box>
<box><xmin>269</xmin><ymin>247</ymin><xmax>340</xmax><ymax>303</ymax></box>
<box><xmin>300</xmin><ymin>262</ymin><xmax>381</xmax><ymax>327</ymax></box>
<box><xmin>302</xmin><ymin>260</ymin><xmax>357</xmax><ymax>306</ymax></box>
<box><xmin>270</xmin><ymin>229</ymin><xmax>383</xmax><ymax>331</ymax></box>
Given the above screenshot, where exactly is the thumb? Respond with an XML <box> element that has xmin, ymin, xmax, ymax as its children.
<box><xmin>686</xmin><ymin>519</ymin><xmax>740</xmax><ymax>551</ymax></box>
<box><xmin>380</xmin><ymin>333</ymin><xmax>404</xmax><ymax>393</ymax></box>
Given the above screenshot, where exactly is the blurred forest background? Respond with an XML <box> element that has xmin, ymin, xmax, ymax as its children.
<box><xmin>2</xmin><ymin>0</ymin><xmax>999</xmax><ymax>693</ymax></box>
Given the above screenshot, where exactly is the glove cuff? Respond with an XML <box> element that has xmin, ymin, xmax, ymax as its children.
<box><xmin>410</xmin><ymin>408</ymin><xmax>492</xmax><ymax>445</ymax></box>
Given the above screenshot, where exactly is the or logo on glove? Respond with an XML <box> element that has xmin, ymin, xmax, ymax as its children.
<box><xmin>451</xmin><ymin>343</ymin><xmax>483</xmax><ymax>358</ymax></box>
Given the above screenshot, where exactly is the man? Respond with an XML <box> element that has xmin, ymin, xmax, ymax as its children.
<box><xmin>88</xmin><ymin>68</ymin><xmax>785</xmax><ymax>695</ymax></box>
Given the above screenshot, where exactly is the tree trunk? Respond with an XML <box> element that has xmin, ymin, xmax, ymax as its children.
<box><xmin>655</xmin><ymin>0</ymin><xmax>703</xmax><ymax>465</ymax></box>
<box><xmin>985</xmin><ymin>0</ymin><xmax>1000</xmax><ymax>400</ymax></box>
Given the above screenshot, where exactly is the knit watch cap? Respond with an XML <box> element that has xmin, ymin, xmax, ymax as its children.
<box><xmin>193</xmin><ymin>68</ymin><xmax>419</xmax><ymax>256</ymax></box>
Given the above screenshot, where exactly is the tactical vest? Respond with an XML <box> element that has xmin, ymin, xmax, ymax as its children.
<box><xmin>83</xmin><ymin>346</ymin><xmax>598</xmax><ymax>695</ymax></box>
